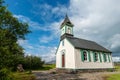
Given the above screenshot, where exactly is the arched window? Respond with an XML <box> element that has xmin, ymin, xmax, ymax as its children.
<box><xmin>103</xmin><ymin>53</ymin><xmax>107</xmax><ymax>62</ymax></box>
<box><xmin>62</xmin><ymin>40</ymin><xmax>64</xmax><ymax>46</ymax></box>
<box><xmin>62</xmin><ymin>29</ymin><xmax>64</xmax><ymax>32</ymax></box>
<box><xmin>67</xmin><ymin>28</ymin><xmax>71</xmax><ymax>34</ymax></box>
<box><xmin>95</xmin><ymin>53</ymin><xmax>98</xmax><ymax>61</ymax></box>
<box><xmin>83</xmin><ymin>51</ymin><xmax>87</xmax><ymax>60</ymax></box>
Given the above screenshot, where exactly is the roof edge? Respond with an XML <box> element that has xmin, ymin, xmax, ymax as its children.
<box><xmin>75</xmin><ymin>47</ymin><xmax>112</xmax><ymax>53</ymax></box>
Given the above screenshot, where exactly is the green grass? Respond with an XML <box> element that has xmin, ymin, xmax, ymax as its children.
<box><xmin>12</xmin><ymin>72</ymin><xmax>36</xmax><ymax>80</ymax></box>
<box><xmin>115</xmin><ymin>66</ymin><xmax>120</xmax><ymax>71</ymax></box>
<box><xmin>107</xmin><ymin>74</ymin><xmax>120</xmax><ymax>80</ymax></box>
<box><xmin>39</xmin><ymin>64</ymin><xmax>56</xmax><ymax>70</ymax></box>
<box><xmin>106</xmin><ymin>66</ymin><xmax>120</xmax><ymax>80</ymax></box>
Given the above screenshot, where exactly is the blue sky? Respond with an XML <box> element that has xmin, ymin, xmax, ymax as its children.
<box><xmin>5</xmin><ymin>0</ymin><xmax>120</xmax><ymax>62</ymax></box>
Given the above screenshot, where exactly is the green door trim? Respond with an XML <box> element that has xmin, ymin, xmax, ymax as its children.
<box><xmin>99</xmin><ymin>52</ymin><xmax>102</xmax><ymax>62</ymax></box>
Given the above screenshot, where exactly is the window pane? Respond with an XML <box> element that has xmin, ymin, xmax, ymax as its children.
<box><xmin>83</xmin><ymin>51</ymin><xmax>87</xmax><ymax>61</ymax></box>
<box><xmin>62</xmin><ymin>40</ymin><xmax>64</xmax><ymax>46</ymax></box>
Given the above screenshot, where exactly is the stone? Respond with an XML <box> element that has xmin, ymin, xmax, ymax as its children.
<box><xmin>17</xmin><ymin>64</ymin><xmax>24</xmax><ymax>72</ymax></box>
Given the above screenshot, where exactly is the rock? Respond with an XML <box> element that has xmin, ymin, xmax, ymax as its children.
<box><xmin>17</xmin><ymin>64</ymin><xmax>24</xmax><ymax>72</ymax></box>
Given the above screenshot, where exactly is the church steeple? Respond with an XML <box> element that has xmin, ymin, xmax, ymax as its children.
<box><xmin>60</xmin><ymin>14</ymin><xmax>74</xmax><ymax>29</ymax></box>
<box><xmin>60</xmin><ymin>14</ymin><xmax>74</xmax><ymax>40</ymax></box>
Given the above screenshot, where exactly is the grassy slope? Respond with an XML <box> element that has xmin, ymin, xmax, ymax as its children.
<box><xmin>115</xmin><ymin>66</ymin><xmax>120</xmax><ymax>71</ymax></box>
<box><xmin>12</xmin><ymin>72</ymin><xmax>36</xmax><ymax>80</ymax></box>
<box><xmin>36</xmin><ymin>64</ymin><xmax>56</xmax><ymax>70</ymax></box>
<box><xmin>12</xmin><ymin>64</ymin><xmax>55</xmax><ymax>80</ymax></box>
<box><xmin>42</xmin><ymin>64</ymin><xmax>56</xmax><ymax>70</ymax></box>
<box><xmin>107</xmin><ymin>74</ymin><xmax>120</xmax><ymax>80</ymax></box>
<box><xmin>107</xmin><ymin>66</ymin><xmax>120</xmax><ymax>80</ymax></box>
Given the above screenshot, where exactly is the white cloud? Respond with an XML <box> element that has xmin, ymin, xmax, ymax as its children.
<box><xmin>14</xmin><ymin>14</ymin><xmax>58</xmax><ymax>61</ymax></box>
<box><xmin>112</xmin><ymin>57</ymin><xmax>120</xmax><ymax>62</ymax></box>
<box><xmin>39</xmin><ymin>21</ymin><xmax>61</xmax><ymax>43</ymax></box>
<box><xmin>14</xmin><ymin>15</ymin><xmax>51</xmax><ymax>31</ymax></box>
<box><xmin>17</xmin><ymin>39</ymin><xmax>34</xmax><ymax>50</ymax></box>
<box><xmin>16</xmin><ymin>0</ymin><xmax>120</xmax><ymax>61</ymax></box>
<box><xmin>39</xmin><ymin>36</ymin><xmax>53</xmax><ymax>43</ymax></box>
<box><xmin>17</xmin><ymin>39</ymin><xmax>57</xmax><ymax>62</ymax></box>
<box><xmin>50</xmin><ymin>0</ymin><xmax>120</xmax><ymax>56</ymax></box>
<box><xmin>69</xmin><ymin>0</ymin><xmax>120</xmax><ymax>50</ymax></box>
<box><xmin>41</xmin><ymin>47</ymin><xmax>57</xmax><ymax>62</ymax></box>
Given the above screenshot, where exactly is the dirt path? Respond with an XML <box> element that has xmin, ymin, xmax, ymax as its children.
<box><xmin>33</xmin><ymin>70</ymin><xmax>120</xmax><ymax>80</ymax></box>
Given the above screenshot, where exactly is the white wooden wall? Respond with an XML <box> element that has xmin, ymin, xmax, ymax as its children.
<box><xmin>74</xmin><ymin>49</ymin><xmax>114</xmax><ymax>69</ymax></box>
<box><xmin>56</xmin><ymin>38</ymin><xmax>75</xmax><ymax>69</ymax></box>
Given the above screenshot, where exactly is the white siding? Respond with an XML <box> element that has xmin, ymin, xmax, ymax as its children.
<box><xmin>75</xmin><ymin>49</ymin><xmax>114</xmax><ymax>69</ymax></box>
<box><xmin>56</xmin><ymin>38</ymin><xmax>75</xmax><ymax>69</ymax></box>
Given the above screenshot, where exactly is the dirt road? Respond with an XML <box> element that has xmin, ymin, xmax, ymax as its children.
<box><xmin>33</xmin><ymin>70</ymin><xmax>120</xmax><ymax>80</ymax></box>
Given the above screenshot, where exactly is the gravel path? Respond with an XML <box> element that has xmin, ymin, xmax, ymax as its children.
<box><xmin>33</xmin><ymin>71</ymin><xmax>86</xmax><ymax>80</ymax></box>
<box><xmin>33</xmin><ymin>70</ymin><xmax>120</xmax><ymax>80</ymax></box>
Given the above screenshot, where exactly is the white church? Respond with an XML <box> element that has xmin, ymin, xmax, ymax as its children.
<box><xmin>56</xmin><ymin>15</ymin><xmax>114</xmax><ymax>70</ymax></box>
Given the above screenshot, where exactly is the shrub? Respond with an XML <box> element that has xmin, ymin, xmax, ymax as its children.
<box><xmin>0</xmin><ymin>68</ymin><xmax>14</xmax><ymax>80</ymax></box>
<box><xmin>22</xmin><ymin>56</ymin><xmax>44</xmax><ymax>70</ymax></box>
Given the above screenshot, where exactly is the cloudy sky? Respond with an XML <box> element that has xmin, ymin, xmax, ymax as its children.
<box><xmin>6</xmin><ymin>0</ymin><xmax>120</xmax><ymax>62</ymax></box>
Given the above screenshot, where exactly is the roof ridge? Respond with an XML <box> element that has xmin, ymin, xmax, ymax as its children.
<box><xmin>66</xmin><ymin>36</ymin><xmax>111</xmax><ymax>52</ymax></box>
<box><xmin>69</xmin><ymin>36</ymin><xmax>95</xmax><ymax>43</ymax></box>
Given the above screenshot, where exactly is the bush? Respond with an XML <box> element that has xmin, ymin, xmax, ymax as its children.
<box><xmin>22</xmin><ymin>56</ymin><xmax>44</xmax><ymax>70</ymax></box>
<box><xmin>0</xmin><ymin>68</ymin><xmax>14</xmax><ymax>80</ymax></box>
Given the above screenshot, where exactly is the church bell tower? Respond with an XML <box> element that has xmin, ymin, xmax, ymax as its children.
<box><xmin>60</xmin><ymin>15</ymin><xmax>74</xmax><ymax>40</ymax></box>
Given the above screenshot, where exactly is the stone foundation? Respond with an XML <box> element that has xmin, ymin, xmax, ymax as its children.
<box><xmin>56</xmin><ymin>68</ymin><xmax>115</xmax><ymax>74</ymax></box>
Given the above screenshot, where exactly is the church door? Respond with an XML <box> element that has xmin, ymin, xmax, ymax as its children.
<box><xmin>62</xmin><ymin>54</ymin><xmax>65</xmax><ymax>67</ymax></box>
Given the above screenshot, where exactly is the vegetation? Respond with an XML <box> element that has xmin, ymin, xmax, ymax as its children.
<box><xmin>114</xmin><ymin>62</ymin><xmax>120</xmax><ymax>71</ymax></box>
<box><xmin>22</xmin><ymin>56</ymin><xmax>44</xmax><ymax>70</ymax></box>
<box><xmin>115</xmin><ymin>66</ymin><xmax>120</xmax><ymax>71</ymax></box>
<box><xmin>0</xmin><ymin>68</ymin><xmax>14</xmax><ymax>80</ymax></box>
<box><xmin>0</xmin><ymin>0</ymin><xmax>30</xmax><ymax>70</ymax></box>
<box><xmin>0</xmin><ymin>0</ymin><xmax>44</xmax><ymax>79</ymax></box>
<box><xmin>106</xmin><ymin>63</ymin><xmax>120</xmax><ymax>80</ymax></box>
<box><xmin>12</xmin><ymin>72</ymin><xmax>35</xmax><ymax>80</ymax></box>
<box><xmin>107</xmin><ymin>74</ymin><xmax>120</xmax><ymax>80</ymax></box>
<box><xmin>39</xmin><ymin>64</ymin><xmax>55</xmax><ymax>70</ymax></box>
<box><xmin>114</xmin><ymin>62</ymin><xmax>120</xmax><ymax>66</ymax></box>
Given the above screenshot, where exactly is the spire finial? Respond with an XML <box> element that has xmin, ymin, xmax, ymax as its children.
<box><xmin>60</xmin><ymin>14</ymin><xmax>74</xmax><ymax>29</ymax></box>
<box><xmin>65</xmin><ymin>13</ymin><xmax>68</xmax><ymax>18</ymax></box>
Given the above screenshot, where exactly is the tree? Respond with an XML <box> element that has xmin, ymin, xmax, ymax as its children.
<box><xmin>0</xmin><ymin>0</ymin><xmax>30</xmax><ymax>70</ymax></box>
<box><xmin>23</xmin><ymin>56</ymin><xmax>44</xmax><ymax>70</ymax></box>
<box><xmin>0</xmin><ymin>68</ymin><xmax>14</xmax><ymax>80</ymax></box>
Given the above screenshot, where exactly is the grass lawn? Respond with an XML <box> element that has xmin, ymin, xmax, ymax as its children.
<box><xmin>106</xmin><ymin>65</ymin><xmax>120</xmax><ymax>80</ymax></box>
<box><xmin>107</xmin><ymin>74</ymin><xmax>120</xmax><ymax>80</ymax></box>
<box><xmin>35</xmin><ymin>64</ymin><xmax>56</xmax><ymax>71</ymax></box>
<box><xmin>115</xmin><ymin>66</ymin><xmax>120</xmax><ymax>71</ymax></box>
<box><xmin>12</xmin><ymin>72</ymin><xmax>36</xmax><ymax>80</ymax></box>
<box><xmin>42</xmin><ymin>64</ymin><xmax>55</xmax><ymax>70</ymax></box>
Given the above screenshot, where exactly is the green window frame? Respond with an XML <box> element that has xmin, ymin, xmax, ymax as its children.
<box><xmin>99</xmin><ymin>52</ymin><xmax>102</xmax><ymax>62</ymax></box>
<box><xmin>108</xmin><ymin>53</ymin><xmax>111</xmax><ymax>62</ymax></box>
<box><xmin>93</xmin><ymin>52</ymin><xmax>98</xmax><ymax>62</ymax></box>
<box><xmin>80</xmin><ymin>50</ymin><xmax>91</xmax><ymax>62</ymax></box>
<box><xmin>65</xmin><ymin>26</ymin><xmax>66</xmax><ymax>33</ymax></box>
<box><xmin>88</xmin><ymin>51</ymin><xmax>91</xmax><ymax>62</ymax></box>
<box><xmin>93</xmin><ymin>52</ymin><xmax>96</xmax><ymax>62</ymax></box>
<box><xmin>81</xmin><ymin>50</ymin><xmax>84</xmax><ymax>62</ymax></box>
<box><xmin>95</xmin><ymin>53</ymin><xmax>98</xmax><ymax>61</ymax></box>
<box><xmin>103</xmin><ymin>53</ymin><xmax>107</xmax><ymax>62</ymax></box>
